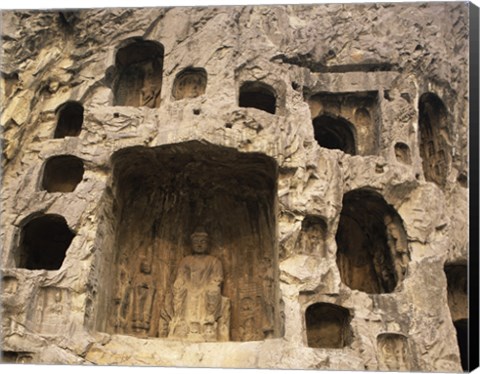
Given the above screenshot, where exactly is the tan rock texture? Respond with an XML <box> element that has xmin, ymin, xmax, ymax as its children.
<box><xmin>0</xmin><ymin>3</ymin><xmax>470</xmax><ymax>371</ymax></box>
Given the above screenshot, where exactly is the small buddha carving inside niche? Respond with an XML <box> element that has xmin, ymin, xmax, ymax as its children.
<box><xmin>131</xmin><ymin>253</ymin><xmax>156</xmax><ymax>336</ymax></box>
<box><xmin>167</xmin><ymin>227</ymin><xmax>230</xmax><ymax>342</ymax></box>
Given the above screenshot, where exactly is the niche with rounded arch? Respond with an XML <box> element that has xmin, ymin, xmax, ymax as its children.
<box><xmin>113</xmin><ymin>39</ymin><xmax>164</xmax><ymax>108</ymax></box>
<box><xmin>305</xmin><ymin>302</ymin><xmax>352</xmax><ymax>348</ymax></box>
<box><xmin>394</xmin><ymin>142</ymin><xmax>412</xmax><ymax>165</ymax></box>
<box><xmin>445</xmin><ymin>264</ymin><xmax>468</xmax><ymax>370</ymax></box>
<box><xmin>92</xmin><ymin>141</ymin><xmax>282</xmax><ymax>342</ymax></box>
<box><xmin>172</xmin><ymin>68</ymin><xmax>207</xmax><ymax>100</ymax></box>
<box><xmin>41</xmin><ymin>155</ymin><xmax>84</xmax><ymax>193</ymax></box>
<box><xmin>239</xmin><ymin>81</ymin><xmax>276</xmax><ymax>114</ymax></box>
<box><xmin>418</xmin><ymin>93</ymin><xmax>451</xmax><ymax>187</ymax></box>
<box><xmin>336</xmin><ymin>189</ymin><xmax>409</xmax><ymax>294</ymax></box>
<box><xmin>313</xmin><ymin>115</ymin><xmax>356</xmax><ymax>155</ymax></box>
<box><xmin>14</xmin><ymin>214</ymin><xmax>75</xmax><ymax>270</ymax></box>
<box><xmin>54</xmin><ymin>101</ymin><xmax>84</xmax><ymax>138</ymax></box>
<box><xmin>377</xmin><ymin>333</ymin><xmax>411</xmax><ymax>371</ymax></box>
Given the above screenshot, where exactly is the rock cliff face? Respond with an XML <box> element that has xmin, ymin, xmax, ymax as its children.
<box><xmin>0</xmin><ymin>3</ymin><xmax>470</xmax><ymax>371</ymax></box>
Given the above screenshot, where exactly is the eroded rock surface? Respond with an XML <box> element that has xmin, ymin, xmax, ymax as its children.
<box><xmin>1</xmin><ymin>3</ymin><xmax>470</xmax><ymax>371</ymax></box>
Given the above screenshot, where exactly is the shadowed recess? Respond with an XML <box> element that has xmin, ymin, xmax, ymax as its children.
<box><xmin>94</xmin><ymin>141</ymin><xmax>282</xmax><ymax>342</ymax></box>
<box><xmin>15</xmin><ymin>214</ymin><xmax>75</xmax><ymax>270</ymax></box>
<box><xmin>42</xmin><ymin>155</ymin><xmax>84</xmax><ymax>193</ymax></box>
<box><xmin>305</xmin><ymin>303</ymin><xmax>351</xmax><ymax>348</ymax></box>
<box><xmin>336</xmin><ymin>189</ymin><xmax>409</xmax><ymax>294</ymax></box>
<box><xmin>54</xmin><ymin>101</ymin><xmax>84</xmax><ymax>138</ymax></box>
<box><xmin>445</xmin><ymin>264</ymin><xmax>468</xmax><ymax>370</ymax></box>
<box><xmin>394</xmin><ymin>142</ymin><xmax>412</xmax><ymax>165</ymax></box>
<box><xmin>418</xmin><ymin>93</ymin><xmax>451</xmax><ymax>187</ymax></box>
<box><xmin>313</xmin><ymin>114</ymin><xmax>356</xmax><ymax>155</ymax></box>
<box><xmin>239</xmin><ymin>81</ymin><xmax>276</xmax><ymax>114</ymax></box>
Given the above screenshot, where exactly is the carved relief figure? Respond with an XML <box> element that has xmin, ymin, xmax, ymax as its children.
<box><xmin>132</xmin><ymin>256</ymin><xmax>156</xmax><ymax>335</ymax></box>
<box><xmin>172</xmin><ymin>68</ymin><xmax>207</xmax><ymax>100</ymax></box>
<box><xmin>168</xmin><ymin>228</ymin><xmax>230</xmax><ymax>341</ymax></box>
<box><xmin>378</xmin><ymin>333</ymin><xmax>411</xmax><ymax>371</ymax></box>
<box><xmin>37</xmin><ymin>288</ymin><xmax>69</xmax><ymax>334</ymax></box>
<box><xmin>112</xmin><ymin>262</ymin><xmax>131</xmax><ymax>333</ymax></box>
<box><xmin>384</xmin><ymin>214</ymin><xmax>409</xmax><ymax>280</ymax></box>
<box><xmin>140</xmin><ymin>60</ymin><xmax>161</xmax><ymax>108</ymax></box>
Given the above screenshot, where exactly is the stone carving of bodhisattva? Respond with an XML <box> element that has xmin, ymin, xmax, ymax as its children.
<box><xmin>132</xmin><ymin>256</ymin><xmax>156</xmax><ymax>335</ymax></box>
<box><xmin>168</xmin><ymin>228</ymin><xmax>230</xmax><ymax>341</ymax></box>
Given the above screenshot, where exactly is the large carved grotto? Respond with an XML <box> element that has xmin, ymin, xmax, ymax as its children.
<box><xmin>336</xmin><ymin>189</ymin><xmax>409</xmax><ymax>294</ymax></box>
<box><xmin>93</xmin><ymin>142</ymin><xmax>281</xmax><ymax>342</ymax></box>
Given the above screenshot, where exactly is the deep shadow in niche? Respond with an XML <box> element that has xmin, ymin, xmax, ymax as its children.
<box><xmin>445</xmin><ymin>264</ymin><xmax>468</xmax><ymax>370</ymax></box>
<box><xmin>94</xmin><ymin>141</ymin><xmax>281</xmax><ymax>342</ymax></box>
<box><xmin>42</xmin><ymin>155</ymin><xmax>84</xmax><ymax>193</ymax></box>
<box><xmin>454</xmin><ymin>319</ymin><xmax>468</xmax><ymax>371</ymax></box>
<box><xmin>418</xmin><ymin>93</ymin><xmax>451</xmax><ymax>187</ymax></box>
<box><xmin>336</xmin><ymin>189</ymin><xmax>409</xmax><ymax>294</ymax></box>
<box><xmin>15</xmin><ymin>214</ymin><xmax>74</xmax><ymax>270</ymax></box>
<box><xmin>305</xmin><ymin>302</ymin><xmax>352</xmax><ymax>348</ymax></box>
<box><xmin>394</xmin><ymin>142</ymin><xmax>412</xmax><ymax>165</ymax></box>
<box><xmin>113</xmin><ymin>39</ymin><xmax>164</xmax><ymax>108</ymax></box>
<box><xmin>239</xmin><ymin>81</ymin><xmax>276</xmax><ymax>114</ymax></box>
<box><xmin>54</xmin><ymin>101</ymin><xmax>83</xmax><ymax>138</ymax></box>
<box><xmin>313</xmin><ymin>115</ymin><xmax>356</xmax><ymax>155</ymax></box>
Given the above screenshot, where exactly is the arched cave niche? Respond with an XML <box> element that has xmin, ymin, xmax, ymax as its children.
<box><xmin>336</xmin><ymin>189</ymin><xmax>409</xmax><ymax>294</ymax></box>
<box><xmin>445</xmin><ymin>264</ymin><xmax>468</xmax><ymax>370</ymax></box>
<box><xmin>41</xmin><ymin>155</ymin><xmax>84</xmax><ymax>193</ymax></box>
<box><xmin>54</xmin><ymin>101</ymin><xmax>83</xmax><ymax>138</ymax></box>
<box><xmin>394</xmin><ymin>142</ymin><xmax>412</xmax><ymax>165</ymax></box>
<box><xmin>295</xmin><ymin>215</ymin><xmax>327</xmax><ymax>256</ymax></box>
<box><xmin>313</xmin><ymin>115</ymin><xmax>356</xmax><ymax>155</ymax></box>
<box><xmin>377</xmin><ymin>333</ymin><xmax>411</xmax><ymax>371</ymax></box>
<box><xmin>15</xmin><ymin>214</ymin><xmax>75</xmax><ymax>270</ymax></box>
<box><xmin>113</xmin><ymin>39</ymin><xmax>164</xmax><ymax>108</ymax></box>
<box><xmin>172</xmin><ymin>67</ymin><xmax>207</xmax><ymax>100</ymax></box>
<box><xmin>94</xmin><ymin>141</ymin><xmax>281</xmax><ymax>342</ymax></box>
<box><xmin>418</xmin><ymin>93</ymin><xmax>451</xmax><ymax>187</ymax></box>
<box><xmin>239</xmin><ymin>81</ymin><xmax>276</xmax><ymax>114</ymax></box>
<box><xmin>305</xmin><ymin>302</ymin><xmax>351</xmax><ymax>348</ymax></box>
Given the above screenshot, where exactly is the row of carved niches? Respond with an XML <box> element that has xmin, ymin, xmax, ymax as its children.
<box><xmin>418</xmin><ymin>93</ymin><xmax>452</xmax><ymax>188</ymax></box>
<box><xmin>112</xmin><ymin>40</ymin><xmax>164</xmax><ymax>108</ymax></box>
<box><xmin>308</xmin><ymin>91</ymin><xmax>379</xmax><ymax>156</ymax></box>
<box><xmin>445</xmin><ymin>264</ymin><xmax>468</xmax><ymax>370</ymax></box>
<box><xmin>14</xmin><ymin>214</ymin><xmax>74</xmax><ymax>270</ymax></box>
<box><xmin>42</xmin><ymin>155</ymin><xmax>84</xmax><ymax>192</ymax></box>
<box><xmin>336</xmin><ymin>189</ymin><xmax>409</xmax><ymax>294</ymax></box>
<box><xmin>96</xmin><ymin>142</ymin><xmax>281</xmax><ymax>342</ymax></box>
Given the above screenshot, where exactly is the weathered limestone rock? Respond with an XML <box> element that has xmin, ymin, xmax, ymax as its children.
<box><xmin>1</xmin><ymin>3</ymin><xmax>470</xmax><ymax>371</ymax></box>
